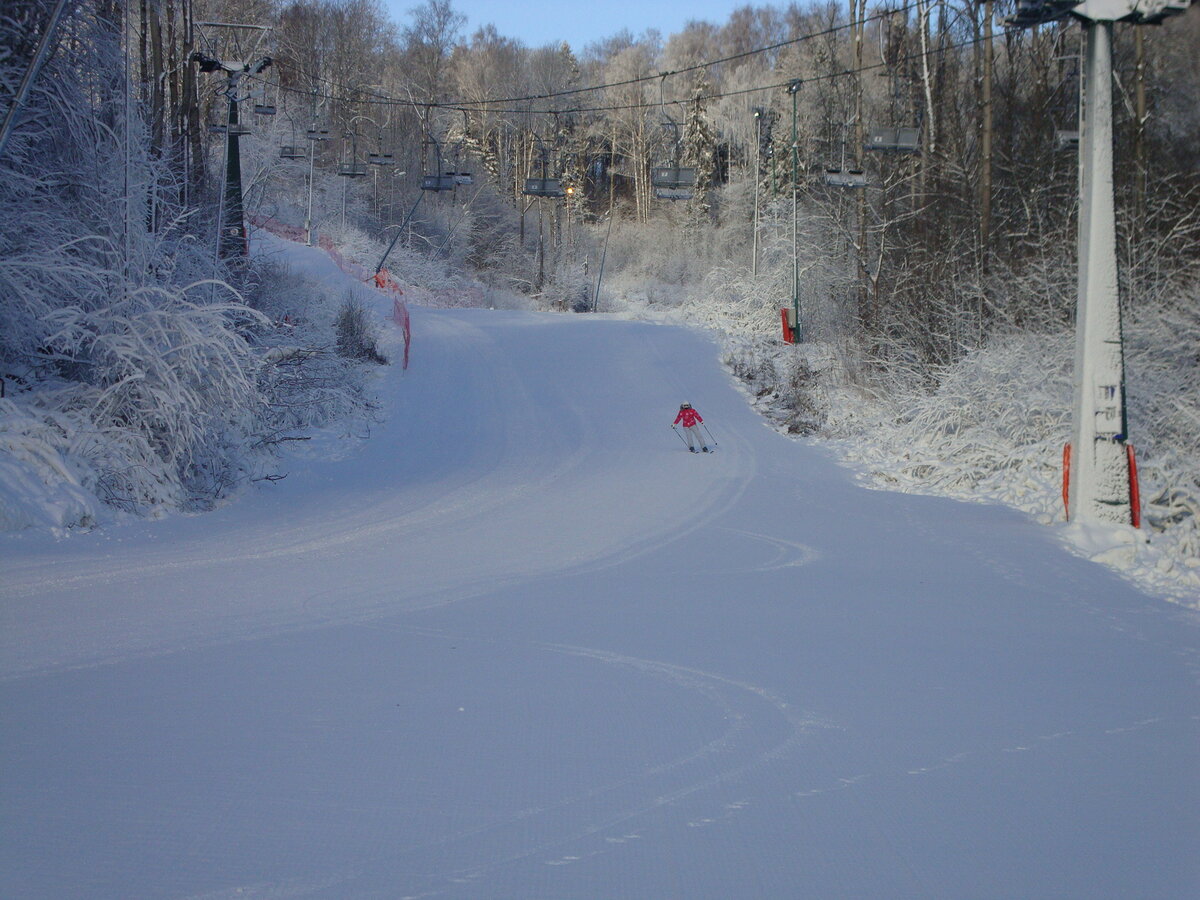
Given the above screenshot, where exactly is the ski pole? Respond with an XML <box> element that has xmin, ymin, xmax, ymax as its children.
<box><xmin>671</xmin><ymin>425</ymin><xmax>690</xmax><ymax>448</ymax></box>
<box><xmin>702</xmin><ymin>423</ymin><xmax>718</xmax><ymax>448</ymax></box>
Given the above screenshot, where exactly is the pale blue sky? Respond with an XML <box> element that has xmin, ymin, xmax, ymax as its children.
<box><xmin>384</xmin><ymin>1</ymin><xmax>742</xmax><ymax>51</ymax></box>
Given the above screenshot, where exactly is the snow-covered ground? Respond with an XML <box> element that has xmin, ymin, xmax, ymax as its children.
<box><xmin>2</xmin><ymin>238</ymin><xmax>1198</xmax><ymax>898</ymax></box>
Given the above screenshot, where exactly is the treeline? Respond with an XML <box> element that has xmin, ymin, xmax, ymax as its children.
<box><xmin>8</xmin><ymin>0</ymin><xmax>1200</xmax><ymax>367</ymax></box>
<box><xmin>201</xmin><ymin>0</ymin><xmax>1198</xmax><ymax>365</ymax></box>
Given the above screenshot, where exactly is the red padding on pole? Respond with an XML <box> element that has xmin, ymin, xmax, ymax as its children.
<box><xmin>1062</xmin><ymin>442</ymin><xmax>1071</xmax><ymax>521</ymax></box>
<box><xmin>780</xmin><ymin>308</ymin><xmax>793</xmax><ymax>344</ymax></box>
<box><xmin>1126</xmin><ymin>443</ymin><xmax>1141</xmax><ymax>528</ymax></box>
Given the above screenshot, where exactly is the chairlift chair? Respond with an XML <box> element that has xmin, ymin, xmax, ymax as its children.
<box><xmin>865</xmin><ymin>126</ymin><xmax>920</xmax><ymax>153</ymax></box>
<box><xmin>368</xmin><ymin>152</ymin><xmax>396</xmax><ymax>166</ymax></box>
<box><xmin>249</xmin><ymin>77</ymin><xmax>277</xmax><ymax>115</ymax></box>
<box><xmin>279</xmin><ymin>144</ymin><xmax>306</xmax><ymax>160</ymax></box>
<box><xmin>306</xmin><ymin>127</ymin><xmax>331</xmax><ymax>141</ymax></box>
<box><xmin>651</xmin><ymin>166</ymin><xmax>697</xmax><ymax>200</ymax></box>
<box><xmin>453</xmin><ymin>172</ymin><xmax>474</xmax><ymax>186</ymax></box>
<box><xmin>422</xmin><ymin>173</ymin><xmax>457</xmax><ymax>191</ymax></box>
<box><xmin>824</xmin><ymin>168</ymin><xmax>868</xmax><ymax>188</ymax></box>
<box><xmin>523</xmin><ymin>135</ymin><xmax>566</xmax><ymax>198</ymax></box>
<box><xmin>523</xmin><ymin>177</ymin><xmax>566</xmax><ymax>198</ymax></box>
<box><xmin>337</xmin><ymin>129</ymin><xmax>370</xmax><ymax>178</ymax></box>
<box><xmin>651</xmin><ymin>166</ymin><xmax>697</xmax><ymax>189</ymax></box>
<box><xmin>653</xmin><ymin>90</ymin><xmax>697</xmax><ymax>202</ymax></box>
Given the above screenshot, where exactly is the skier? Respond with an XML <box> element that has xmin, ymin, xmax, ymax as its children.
<box><xmin>673</xmin><ymin>402</ymin><xmax>709</xmax><ymax>453</ymax></box>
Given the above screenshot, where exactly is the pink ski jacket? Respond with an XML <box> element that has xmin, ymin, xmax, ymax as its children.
<box><xmin>674</xmin><ymin>408</ymin><xmax>704</xmax><ymax>428</ymax></box>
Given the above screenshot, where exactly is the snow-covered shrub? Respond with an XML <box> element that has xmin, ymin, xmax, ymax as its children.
<box><xmin>335</xmin><ymin>295</ymin><xmax>388</xmax><ymax>364</ymax></box>
<box><xmin>241</xmin><ymin>256</ymin><xmax>380</xmax><ymax>441</ymax></box>
<box><xmin>1123</xmin><ymin>276</ymin><xmax>1200</xmax><ymax>570</ymax></box>
<box><xmin>0</xmin><ymin>399</ymin><xmax>100</xmax><ymax>531</ymax></box>
<box><xmin>724</xmin><ymin>339</ymin><xmax>835</xmax><ymax>436</ymax></box>
<box><xmin>537</xmin><ymin>260</ymin><xmax>592</xmax><ymax>312</ymax></box>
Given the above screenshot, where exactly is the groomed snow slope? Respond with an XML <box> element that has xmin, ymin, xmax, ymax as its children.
<box><xmin>2</xmin><ymin>239</ymin><xmax>1198</xmax><ymax>898</ymax></box>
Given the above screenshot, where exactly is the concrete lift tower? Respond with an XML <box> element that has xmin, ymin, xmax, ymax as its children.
<box><xmin>1007</xmin><ymin>0</ymin><xmax>1192</xmax><ymax>525</ymax></box>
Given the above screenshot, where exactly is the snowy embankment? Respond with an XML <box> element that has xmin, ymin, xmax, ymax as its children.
<box><xmin>0</xmin><ymin>228</ymin><xmax>400</xmax><ymax>535</ymax></box>
<box><xmin>610</xmin><ymin>288</ymin><xmax>1200</xmax><ymax>609</ymax></box>
<box><xmin>756</xmin><ymin>330</ymin><xmax>1199</xmax><ymax>609</ymax></box>
<box><xmin>2</xmin><ymin>233</ymin><xmax>1197</xmax><ymax>899</ymax></box>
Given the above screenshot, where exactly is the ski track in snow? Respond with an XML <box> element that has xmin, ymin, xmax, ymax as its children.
<box><xmin>0</xmin><ymin>306</ymin><xmax>754</xmax><ymax>681</ymax></box>
<box><xmin>198</xmin><ymin>618</ymin><xmax>1193</xmax><ymax>899</ymax></box>
<box><xmin>287</xmin><ymin>620</ymin><xmax>830</xmax><ymax>893</ymax></box>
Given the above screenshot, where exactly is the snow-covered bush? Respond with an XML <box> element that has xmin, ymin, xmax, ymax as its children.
<box><xmin>536</xmin><ymin>260</ymin><xmax>592</xmax><ymax>312</ymax></box>
<box><xmin>245</xmin><ymin>257</ymin><xmax>384</xmax><ymax>449</ymax></box>
<box><xmin>335</xmin><ymin>295</ymin><xmax>388</xmax><ymax>364</ymax></box>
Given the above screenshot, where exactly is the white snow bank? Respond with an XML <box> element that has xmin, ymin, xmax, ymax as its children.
<box><xmin>0</xmin><ymin>401</ymin><xmax>99</xmax><ymax>533</ymax></box>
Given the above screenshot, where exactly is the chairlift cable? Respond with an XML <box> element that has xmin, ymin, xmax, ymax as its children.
<box><xmin>268</xmin><ymin>25</ymin><xmax>1026</xmax><ymax>121</ymax></box>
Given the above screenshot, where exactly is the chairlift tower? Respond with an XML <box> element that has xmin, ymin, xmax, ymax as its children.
<box><xmin>1007</xmin><ymin>0</ymin><xmax>1191</xmax><ymax>525</ymax></box>
<box><xmin>191</xmin><ymin>23</ymin><xmax>272</xmax><ymax>261</ymax></box>
<box><xmin>303</xmin><ymin>102</ymin><xmax>332</xmax><ymax>246</ymax></box>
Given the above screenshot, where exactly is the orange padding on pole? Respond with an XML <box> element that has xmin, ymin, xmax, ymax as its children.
<box><xmin>1126</xmin><ymin>443</ymin><xmax>1141</xmax><ymax>528</ymax></box>
<box><xmin>392</xmin><ymin>297</ymin><xmax>411</xmax><ymax>371</ymax></box>
<box><xmin>1062</xmin><ymin>442</ymin><xmax>1071</xmax><ymax>521</ymax></box>
<box><xmin>780</xmin><ymin>309</ymin><xmax>793</xmax><ymax>344</ymax></box>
